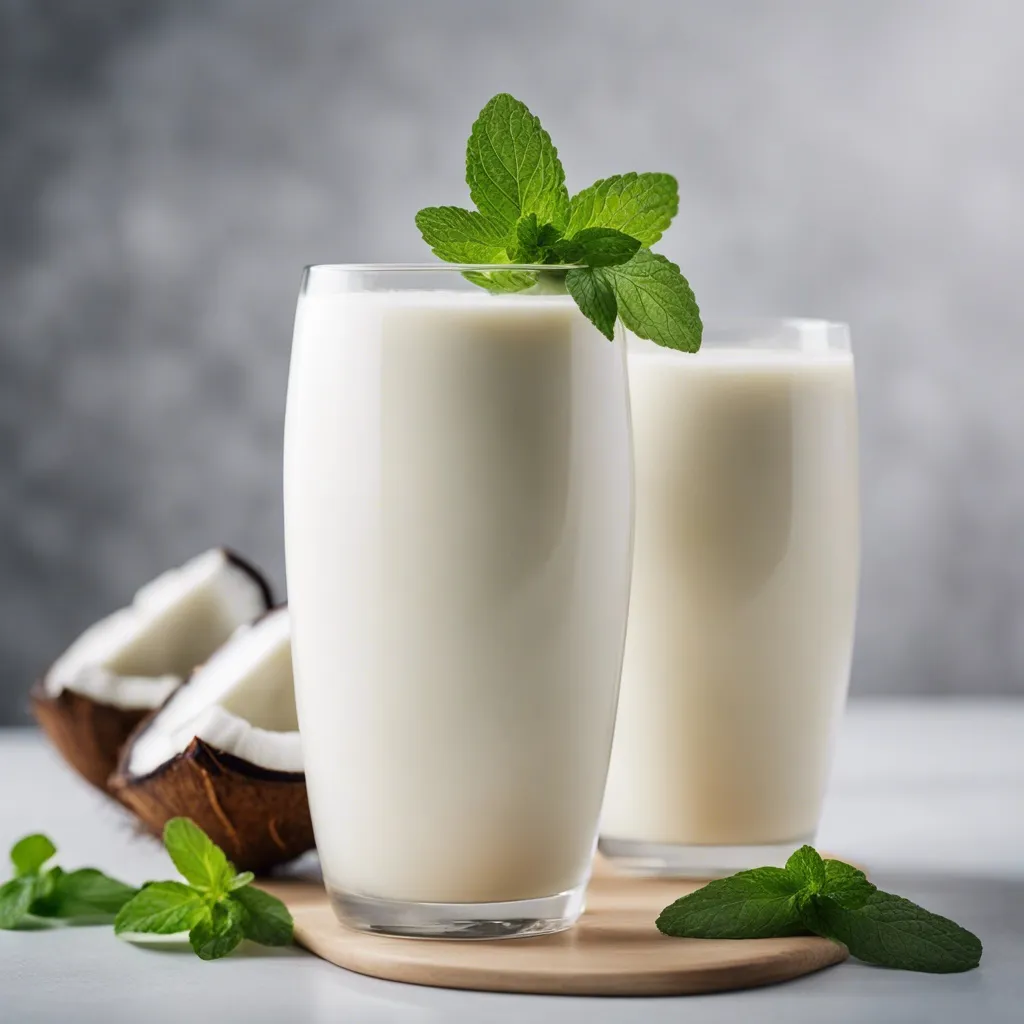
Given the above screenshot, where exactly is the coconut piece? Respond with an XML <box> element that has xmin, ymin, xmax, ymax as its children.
<box><xmin>111</xmin><ymin>607</ymin><xmax>313</xmax><ymax>873</ymax></box>
<box><xmin>32</xmin><ymin>548</ymin><xmax>273</xmax><ymax>791</ymax></box>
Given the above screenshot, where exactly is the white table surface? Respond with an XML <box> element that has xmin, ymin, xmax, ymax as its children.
<box><xmin>1</xmin><ymin>699</ymin><xmax>1021</xmax><ymax>1024</ymax></box>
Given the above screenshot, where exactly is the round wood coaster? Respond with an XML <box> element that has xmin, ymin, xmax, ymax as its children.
<box><xmin>262</xmin><ymin>858</ymin><xmax>847</xmax><ymax>996</ymax></box>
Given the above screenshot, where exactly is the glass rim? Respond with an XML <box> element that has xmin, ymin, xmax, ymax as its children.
<box><xmin>698</xmin><ymin>315</ymin><xmax>850</xmax><ymax>332</ymax></box>
<box><xmin>302</xmin><ymin>266</ymin><xmax>848</xmax><ymax>327</ymax></box>
<box><xmin>304</xmin><ymin>262</ymin><xmax>583</xmax><ymax>273</ymax></box>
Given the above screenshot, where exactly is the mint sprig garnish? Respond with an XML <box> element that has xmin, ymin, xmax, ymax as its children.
<box><xmin>115</xmin><ymin>817</ymin><xmax>294</xmax><ymax>961</ymax></box>
<box><xmin>657</xmin><ymin>845</ymin><xmax>982</xmax><ymax>974</ymax></box>
<box><xmin>0</xmin><ymin>833</ymin><xmax>137</xmax><ymax>929</ymax></box>
<box><xmin>416</xmin><ymin>93</ymin><xmax>702</xmax><ymax>352</ymax></box>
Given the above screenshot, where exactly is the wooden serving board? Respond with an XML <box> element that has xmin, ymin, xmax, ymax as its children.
<box><xmin>262</xmin><ymin>857</ymin><xmax>846</xmax><ymax>996</ymax></box>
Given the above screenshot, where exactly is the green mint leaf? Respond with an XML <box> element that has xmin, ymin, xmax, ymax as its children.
<box><xmin>567</xmin><ymin>172</ymin><xmax>679</xmax><ymax>246</ymax></box>
<box><xmin>466</xmin><ymin>93</ymin><xmax>569</xmax><ymax>231</ymax></box>
<box><xmin>30</xmin><ymin>865</ymin><xmax>63</xmax><ymax>908</ymax></box>
<box><xmin>10</xmin><ymin>834</ymin><xmax>56</xmax><ymax>877</ymax></box>
<box><xmin>189</xmin><ymin>899</ymin><xmax>245</xmax><ymax>961</ymax></box>
<box><xmin>537</xmin><ymin>223</ymin><xmax>563</xmax><ymax>247</ymax></box>
<box><xmin>31</xmin><ymin>868</ymin><xmax>137</xmax><ymax>918</ymax></box>
<box><xmin>820</xmin><ymin>859</ymin><xmax>876</xmax><ymax>911</ymax></box>
<box><xmin>114</xmin><ymin>881</ymin><xmax>206</xmax><ymax>936</ymax></box>
<box><xmin>414</xmin><ymin>206</ymin><xmax>511</xmax><ymax>263</ymax></box>
<box><xmin>562</xmin><ymin>227</ymin><xmax>640</xmax><ymax>268</ymax></box>
<box><xmin>163</xmin><ymin>818</ymin><xmax>235</xmax><ymax>895</ymax></box>
<box><xmin>462</xmin><ymin>269</ymin><xmax>538</xmax><ymax>293</ymax></box>
<box><xmin>786</xmin><ymin>845</ymin><xmax>826</xmax><ymax>894</ymax></box>
<box><xmin>605</xmin><ymin>249</ymin><xmax>702</xmax><ymax>352</ymax></box>
<box><xmin>809</xmin><ymin>890</ymin><xmax>982</xmax><ymax>973</ymax></box>
<box><xmin>549</xmin><ymin>238</ymin><xmax>583</xmax><ymax>263</ymax></box>
<box><xmin>657</xmin><ymin>868</ymin><xmax>806</xmax><ymax>939</ymax></box>
<box><xmin>0</xmin><ymin>876</ymin><xmax>36</xmax><ymax>929</ymax></box>
<box><xmin>565</xmin><ymin>267</ymin><xmax>617</xmax><ymax>340</ymax></box>
<box><xmin>516</xmin><ymin>209</ymin><xmax>540</xmax><ymax>245</ymax></box>
<box><xmin>228</xmin><ymin>871</ymin><xmax>255</xmax><ymax>892</ymax></box>
<box><xmin>231</xmin><ymin>885</ymin><xmax>294</xmax><ymax>947</ymax></box>
<box><xmin>514</xmin><ymin>212</ymin><xmax>542</xmax><ymax>257</ymax></box>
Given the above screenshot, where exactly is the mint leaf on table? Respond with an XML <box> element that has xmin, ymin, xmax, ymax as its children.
<box><xmin>228</xmin><ymin>871</ymin><xmax>256</xmax><ymax>891</ymax></box>
<box><xmin>232</xmin><ymin>885</ymin><xmax>294</xmax><ymax>947</ymax></box>
<box><xmin>414</xmin><ymin>206</ymin><xmax>511</xmax><ymax>264</ymax></box>
<box><xmin>32</xmin><ymin>868</ymin><xmax>138</xmax><ymax>918</ymax></box>
<box><xmin>114</xmin><ymin>816</ymin><xmax>294</xmax><ymax>961</ymax></box>
<box><xmin>657</xmin><ymin>846</ymin><xmax>983</xmax><ymax>974</ymax></box>
<box><xmin>3</xmin><ymin>820</ymin><xmax>293</xmax><ymax>960</ymax></box>
<box><xmin>566</xmin><ymin>172</ymin><xmax>679</xmax><ymax>246</ymax></box>
<box><xmin>809</xmin><ymin>891</ymin><xmax>983</xmax><ymax>974</ymax></box>
<box><xmin>10</xmin><ymin>834</ymin><xmax>56</xmax><ymax>876</ymax></box>
<box><xmin>0</xmin><ymin>876</ymin><xmax>36</xmax><ymax>929</ymax></box>
<box><xmin>603</xmin><ymin>249</ymin><xmax>702</xmax><ymax>352</ymax></box>
<box><xmin>115</xmin><ymin>881</ymin><xmax>207</xmax><ymax>935</ymax></box>
<box><xmin>163</xmin><ymin>817</ymin><xmax>235</xmax><ymax>896</ymax></box>
<box><xmin>785</xmin><ymin>845</ymin><xmax>827</xmax><ymax>894</ymax></box>
<box><xmin>656</xmin><ymin>868</ymin><xmax>807</xmax><ymax>939</ymax></box>
<box><xmin>189</xmin><ymin>899</ymin><xmax>245</xmax><ymax>961</ymax></box>
<box><xmin>565</xmin><ymin>267</ymin><xmax>618</xmax><ymax>340</ymax></box>
<box><xmin>820</xmin><ymin>858</ymin><xmax>876</xmax><ymax>911</ymax></box>
<box><xmin>466</xmin><ymin>93</ymin><xmax>570</xmax><ymax>232</ymax></box>
<box><xmin>0</xmin><ymin>833</ymin><xmax>136</xmax><ymax>929</ymax></box>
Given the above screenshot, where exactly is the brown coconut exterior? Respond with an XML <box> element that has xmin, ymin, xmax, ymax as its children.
<box><xmin>110</xmin><ymin>737</ymin><xmax>314</xmax><ymax>874</ymax></box>
<box><xmin>30</xmin><ymin>681</ymin><xmax>149</xmax><ymax>792</ymax></box>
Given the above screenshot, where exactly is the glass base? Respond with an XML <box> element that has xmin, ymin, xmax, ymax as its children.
<box><xmin>598</xmin><ymin>835</ymin><xmax>815</xmax><ymax>878</ymax></box>
<box><xmin>327</xmin><ymin>881</ymin><xmax>587</xmax><ymax>939</ymax></box>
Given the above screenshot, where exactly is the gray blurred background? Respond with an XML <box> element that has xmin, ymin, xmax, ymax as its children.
<box><xmin>1</xmin><ymin>0</ymin><xmax>1022</xmax><ymax>723</ymax></box>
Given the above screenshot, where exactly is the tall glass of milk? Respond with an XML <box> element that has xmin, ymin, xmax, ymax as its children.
<box><xmin>600</xmin><ymin>320</ymin><xmax>859</xmax><ymax>876</ymax></box>
<box><xmin>284</xmin><ymin>265</ymin><xmax>634</xmax><ymax>937</ymax></box>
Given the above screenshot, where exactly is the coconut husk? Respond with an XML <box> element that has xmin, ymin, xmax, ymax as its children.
<box><xmin>109</xmin><ymin>736</ymin><xmax>314</xmax><ymax>873</ymax></box>
<box><xmin>30</xmin><ymin>681</ymin><xmax>149</xmax><ymax>792</ymax></box>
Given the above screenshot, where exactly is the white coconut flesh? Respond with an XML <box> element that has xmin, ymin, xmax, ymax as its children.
<box><xmin>125</xmin><ymin>607</ymin><xmax>302</xmax><ymax>777</ymax></box>
<box><xmin>44</xmin><ymin>549</ymin><xmax>270</xmax><ymax>710</ymax></box>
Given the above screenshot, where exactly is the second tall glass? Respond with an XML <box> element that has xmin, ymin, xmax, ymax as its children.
<box><xmin>283</xmin><ymin>265</ymin><xmax>634</xmax><ymax>937</ymax></box>
<box><xmin>601</xmin><ymin>320</ymin><xmax>859</xmax><ymax>876</ymax></box>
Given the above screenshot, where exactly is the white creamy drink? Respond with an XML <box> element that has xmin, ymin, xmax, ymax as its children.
<box><xmin>601</xmin><ymin>330</ymin><xmax>858</xmax><ymax>867</ymax></box>
<box><xmin>284</xmin><ymin>274</ymin><xmax>632</xmax><ymax>926</ymax></box>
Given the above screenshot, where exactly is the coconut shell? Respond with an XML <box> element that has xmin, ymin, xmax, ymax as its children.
<box><xmin>30</xmin><ymin>681</ymin><xmax>149</xmax><ymax>792</ymax></box>
<box><xmin>110</xmin><ymin>737</ymin><xmax>314</xmax><ymax>874</ymax></box>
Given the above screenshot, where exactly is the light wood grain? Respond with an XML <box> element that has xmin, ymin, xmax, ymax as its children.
<box><xmin>262</xmin><ymin>863</ymin><xmax>847</xmax><ymax>996</ymax></box>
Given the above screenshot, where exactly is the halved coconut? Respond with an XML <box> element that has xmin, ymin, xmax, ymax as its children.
<box><xmin>110</xmin><ymin>607</ymin><xmax>313</xmax><ymax>873</ymax></box>
<box><xmin>31</xmin><ymin>548</ymin><xmax>273</xmax><ymax>791</ymax></box>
